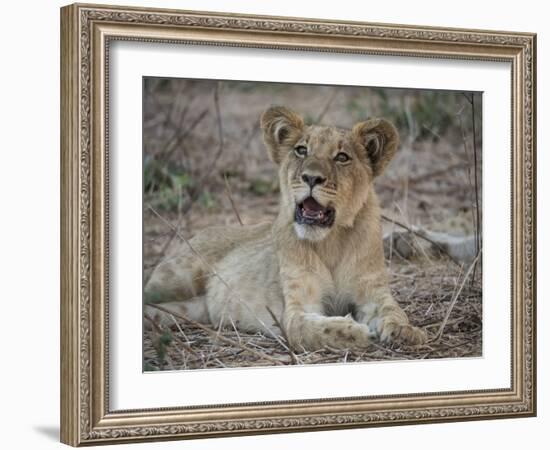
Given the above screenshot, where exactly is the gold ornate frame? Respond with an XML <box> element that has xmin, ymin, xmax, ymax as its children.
<box><xmin>60</xmin><ymin>2</ymin><xmax>536</xmax><ymax>446</ymax></box>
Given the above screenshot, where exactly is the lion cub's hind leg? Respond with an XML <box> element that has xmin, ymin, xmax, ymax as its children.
<box><xmin>144</xmin><ymin>255</ymin><xmax>211</xmax><ymax>331</ymax></box>
<box><xmin>145</xmin><ymin>254</ymin><xmax>208</xmax><ymax>304</ymax></box>
<box><xmin>144</xmin><ymin>296</ymin><xmax>210</xmax><ymax>330</ymax></box>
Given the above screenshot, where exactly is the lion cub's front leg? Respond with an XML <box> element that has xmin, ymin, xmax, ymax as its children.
<box><xmin>280</xmin><ymin>265</ymin><xmax>372</xmax><ymax>352</ymax></box>
<box><xmin>373</xmin><ymin>298</ymin><xmax>426</xmax><ymax>345</ymax></box>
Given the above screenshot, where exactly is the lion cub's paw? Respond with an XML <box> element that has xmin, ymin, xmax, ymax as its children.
<box><xmin>304</xmin><ymin>317</ymin><xmax>374</xmax><ymax>351</ymax></box>
<box><xmin>377</xmin><ymin>319</ymin><xmax>427</xmax><ymax>346</ymax></box>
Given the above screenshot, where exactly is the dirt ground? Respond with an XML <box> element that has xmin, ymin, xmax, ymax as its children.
<box><xmin>142</xmin><ymin>78</ymin><xmax>482</xmax><ymax>371</ymax></box>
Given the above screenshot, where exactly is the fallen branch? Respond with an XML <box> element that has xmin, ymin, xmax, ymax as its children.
<box><xmin>381</xmin><ymin>214</ymin><xmax>462</xmax><ymax>268</ymax></box>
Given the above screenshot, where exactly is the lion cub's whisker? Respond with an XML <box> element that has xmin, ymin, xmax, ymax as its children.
<box><xmin>316</xmin><ymin>189</ymin><xmax>337</xmax><ymax>196</ymax></box>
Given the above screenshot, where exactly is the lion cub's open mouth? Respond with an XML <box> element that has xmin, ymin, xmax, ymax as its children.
<box><xmin>295</xmin><ymin>197</ymin><xmax>335</xmax><ymax>227</ymax></box>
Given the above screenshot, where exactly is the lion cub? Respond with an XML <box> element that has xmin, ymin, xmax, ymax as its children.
<box><xmin>145</xmin><ymin>106</ymin><xmax>426</xmax><ymax>351</ymax></box>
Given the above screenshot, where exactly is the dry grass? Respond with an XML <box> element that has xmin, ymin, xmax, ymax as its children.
<box><xmin>142</xmin><ymin>78</ymin><xmax>482</xmax><ymax>372</ymax></box>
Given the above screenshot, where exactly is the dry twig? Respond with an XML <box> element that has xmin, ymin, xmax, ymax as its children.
<box><xmin>223</xmin><ymin>174</ymin><xmax>244</xmax><ymax>226</ymax></box>
<box><xmin>434</xmin><ymin>251</ymin><xmax>481</xmax><ymax>341</ymax></box>
<box><xmin>266</xmin><ymin>306</ymin><xmax>300</xmax><ymax>365</ymax></box>
<box><xmin>315</xmin><ymin>88</ymin><xmax>339</xmax><ymax>123</ymax></box>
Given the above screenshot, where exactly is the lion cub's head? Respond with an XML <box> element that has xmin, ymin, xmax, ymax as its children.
<box><xmin>261</xmin><ymin>106</ymin><xmax>398</xmax><ymax>242</ymax></box>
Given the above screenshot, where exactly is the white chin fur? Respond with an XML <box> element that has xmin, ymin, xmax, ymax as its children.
<box><xmin>293</xmin><ymin>223</ymin><xmax>330</xmax><ymax>242</ymax></box>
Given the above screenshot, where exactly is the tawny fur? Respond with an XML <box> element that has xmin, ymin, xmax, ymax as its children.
<box><xmin>145</xmin><ymin>106</ymin><xmax>426</xmax><ymax>351</ymax></box>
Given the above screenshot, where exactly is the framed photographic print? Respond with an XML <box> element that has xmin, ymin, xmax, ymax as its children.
<box><xmin>60</xmin><ymin>3</ymin><xmax>537</xmax><ymax>446</ymax></box>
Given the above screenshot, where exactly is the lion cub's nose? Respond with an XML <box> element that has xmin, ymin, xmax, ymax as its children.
<box><xmin>301</xmin><ymin>173</ymin><xmax>327</xmax><ymax>188</ymax></box>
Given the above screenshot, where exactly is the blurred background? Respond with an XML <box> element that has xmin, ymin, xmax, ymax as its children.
<box><xmin>143</xmin><ymin>78</ymin><xmax>481</xmax><ymax>251</ymax></box>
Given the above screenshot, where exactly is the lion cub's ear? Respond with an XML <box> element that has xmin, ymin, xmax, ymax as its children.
<box><xmin>261</xmin><ymin>106</ymin><xmax>304</xmax><ymax>164</ymax></box>
<box><xmin>352</xmin><ymin>118</ymin><xmax>399</xmax><ymax>177</ymax></box>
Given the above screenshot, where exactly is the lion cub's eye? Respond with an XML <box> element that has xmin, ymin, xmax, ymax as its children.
<box><xmin>294</xmin><ymin>146</ymin><xmax>308</xmax><ymax>158</ymax></box>
<box><xmin>334</xmin><ymin>152</ymin><xmax>351</xmax><ymax>163</ymax></box>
